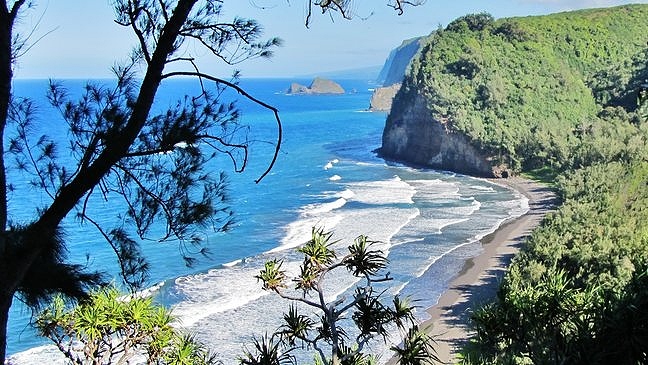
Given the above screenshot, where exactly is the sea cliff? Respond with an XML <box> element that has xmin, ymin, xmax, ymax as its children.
<box><xmin>380</xmin><ymin>91</ymin><xmax>507</xmax><ymax>177</ymax></box>
<box><xmin>369</xmin><ymin>37</ymin><xmax>424</xmax><ymax>112</ymax></box>
<box><xmin>376</xmin><ymin>37</ymin><xmax>424</xmax><ymax>87</ymax></box>
<box><xmin>379</xmin><ymin>5</ymin><xmax>648</xmax><ymax>177</ymax></box>
<box><xmin>368</xmin><ymin>83</ymin><xmax>401</xmax><ymax>112</ymax></box>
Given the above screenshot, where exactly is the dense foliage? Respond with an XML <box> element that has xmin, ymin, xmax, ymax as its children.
<box><xmin>400</xmin><ymin>4</ymin><xmax>648</xmax><ymax>173</ymax></box>
<box><xmin>401</xmin><ymin>5</ymin><xmax>648</xmax><ymax>364</ymax></box>
<box><xmin>36</xmin><ymin>287</ymin><xmax>218</xmax><ymax>364</ymax></box>
<box><xmin>463</xmin><ymin>162</ymin><xmax>648</xmax><ymax>364</ymax></box>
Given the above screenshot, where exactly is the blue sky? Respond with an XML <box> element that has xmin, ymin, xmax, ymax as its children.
<box><xmin>12</xmin><ymin>0</ymin><xmax>648</xmax><ymax>79</ymax></box>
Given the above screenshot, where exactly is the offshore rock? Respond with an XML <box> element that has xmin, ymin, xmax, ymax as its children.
<box><xmin>287</xmin><ymin>77</ymin><xmax>345</xmax><ymax>94</ymax></box>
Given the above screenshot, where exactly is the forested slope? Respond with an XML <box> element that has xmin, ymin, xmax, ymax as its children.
<box><xmin>383</xmin><ymin>4</ymin><xmax>648</xmax><ymax>175</ymax></box>
<box><xmin>379</xmin><ymin>5</ymin><xmax>648</xmax><ymax>363</ymax></box>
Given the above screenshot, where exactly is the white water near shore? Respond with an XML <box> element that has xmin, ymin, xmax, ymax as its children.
<box><xmin>6</xmin><ymin>79</ymin><xmax>526</xmax><ymax>364</ymax></box>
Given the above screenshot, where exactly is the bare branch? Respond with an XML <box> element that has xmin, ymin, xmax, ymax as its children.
<box><xmin>161</xmin><ymin>71</ymin><xmax>282</xmax><ymax>184</ymax></box>
<box><xmin>9</xmin><ymin>0</ymin><xmax>27</xmax><ymax>20</ymax></box>
<box><xmin>274</xmin><ymin>289</ymin><xmax>322</xmax><ymax>310</ymax></box>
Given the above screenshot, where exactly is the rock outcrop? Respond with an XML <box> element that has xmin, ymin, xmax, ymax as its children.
<box><xmin>379</xmin><ymin>91</ymin><xmax>508</xmax><ymax>178</ymax></box>
<box><xmin>368</xmin><ymin>83</ymin><xmax>401</xmax><ymax>112</ymax></box>
<box><xmin>287</xmin><ymin>77</ymin><xmax>345</xmax><ymax>94</ymax></box>
<box><xmin>287</xmin><ymin>83</ymin><xmax>310</xmax><ymax>94</ymax></box>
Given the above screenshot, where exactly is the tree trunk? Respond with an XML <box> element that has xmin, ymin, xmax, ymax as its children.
<box><xmin>332</xmin><ymin>354</ymin><xmax>341</xmax><ymax>365</ymax></box>
<box><xmin>0</xmin><ymin>292</ymin><xmax>11</xmax><ymax>362</ymax></box>
<box><xmin>0</xmin><ymin>1</ymin><xmax>199</xmax><ymax>362</ymax></box>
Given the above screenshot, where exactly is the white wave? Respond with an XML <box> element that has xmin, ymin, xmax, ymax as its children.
<box><xmin>507</xmin><ymin>195</ymin><xmax>530</xmax><ymax>217</ymax></box>
<box><xmin>336</xmin><ymin>188</ymin><xmax>355</xmax><ymax>200</ymax></box>
<box><xmin>469</xmin><ymin>184</ymin><xmax>496</xmax><ymax>192</ymax></box>
<box><xmin>390</xmin><ymin>236</ymin><xmax>426</xmax><ymax>246</ymax></box>
<box><xmin>7</xmin><ymin>345</ymin><xmax>66</xmax><ymax>365</ymax></box>
<box><xmin>407</xmin><ymin>179</ymin><xmax>461</xmax><ymax>201</ymax></box>
<box><xmin>324</xmin><ymin>158</ymin><xmax>340</xmax><ymax>170</ymax></box>
<box><xmin>131</xmin><ymin>280</ymin><xmax>165</xmax><ymax>299</ymax></box>
<box><xmin>222</xmin><ymin>259</ymin><xmax>243</xmax><ymax>267</ymax></box>
<box><xmin>171</xmin><ymin>262</ymin><xmax>289</xmax><ymax>327</ymax></box>
<box><xmin>329</xmin><ymin>174</ymin><xmax>342</xmax><ymax>181</ymax></box>
<box><xmin>271</xmin><ymin>214</ymin><xmax>345</xmax><ymax>253</ymax></box>
<box><xmin>418</xmin><ymin>217</ymin><xmax>471</xmax><ymax>235</ymax></box>
<box><xmin>304</xmin><ymin>197</ymin><xmax>348</xmax><ymax>215</ymax></box>
<box><xmin>437</xmin><ymin>198</ymin><xmax>482</xmax><ymax>216</ymax></box>
<box><xmin>354</xmin><ymin>161</ymin><xmax>386</xmax><ymax>167</ymax></box>
<box><xmin>347</xmin><ymin>176</ymin><xmax>415</xmax><ymax>205</ymax></box>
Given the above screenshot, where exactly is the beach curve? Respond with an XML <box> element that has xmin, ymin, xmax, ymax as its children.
<box><xmin>416</xmin><ymin>177</ymin><xmax>557</xmax><ymax>364</ymax></box>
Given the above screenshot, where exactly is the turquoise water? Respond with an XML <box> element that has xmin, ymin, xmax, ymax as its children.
<box><xmin>7</xmin><ymin>78</ymin><xmax>527</xmax><ymax>363</ymax></box>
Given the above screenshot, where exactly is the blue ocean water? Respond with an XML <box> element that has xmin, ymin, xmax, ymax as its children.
<box><xmin>7</xmin><ymin>78</ymin><xmax>527</xmax><ymax>363</ymax></box>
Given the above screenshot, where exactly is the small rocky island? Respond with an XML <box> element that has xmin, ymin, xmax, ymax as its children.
<box><xmin>287</xmin><ymin>77</ymin><xmax>345</xmax><ymax>94</ymax></box>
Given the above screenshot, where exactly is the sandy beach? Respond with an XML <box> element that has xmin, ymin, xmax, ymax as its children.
<box><xmin>420</xmin><ymin>177</ymin><xmax>557</xmax><ymax>364</ymax></box>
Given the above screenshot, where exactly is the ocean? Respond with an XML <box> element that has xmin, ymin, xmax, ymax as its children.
<box><xmin>6</xmin><ymin>78</ymin><xmax>527</xmax><ymax>363</ymax></box>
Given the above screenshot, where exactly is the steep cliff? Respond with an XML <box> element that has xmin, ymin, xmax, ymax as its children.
<box><xmin>381</xmin><ymin>89</ymin><xmax>505</xmax><ymax>177</ymax></box>
<box><xmin>380</xmin><ymin>5</ymin><xmax>648</xmax><ymax>177</ymax></box>
<box><xmin>376</xmin><ymin>37</ymin><xmax>424</xmax><ymax>86</ymax></box>
<box><xmin>371</xmin><ymin>37</ymin><xmax>424</xmax><ymax>112</ymax></box>
<box><xmin>368</xmin><ymin>83</ymin><xmax>401</xmax><ymax>112</ymax></box>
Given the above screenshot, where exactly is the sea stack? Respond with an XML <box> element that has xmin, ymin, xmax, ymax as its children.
<box><xmin>287</xmin><ymin>77</ymin><xmax>345</xmax><ymax>94</ymax></box>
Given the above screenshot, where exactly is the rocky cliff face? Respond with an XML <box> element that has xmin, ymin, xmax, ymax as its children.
<box><xmin>371</xmin><ymin>38</ymin><xmax>423</xmax><ymax>112</ymax></box>
<box><xmin>377</xmin><ymin>37</ymin><xmax>423</xmax><ymax>87</ymax></box>
<box><xmin>380</xmin><ymin>91</ymin><xmax>507</xmax><ymax>177</ymax></box>
<box><xmin>368</xmin><ymin>84</ymin><xmax>401</xmax><ymax>112</ymax></box>
<box><xmin>287</xmin><ymin>77</ymin><xmax>345</xmax><ymax>94</ymax></box>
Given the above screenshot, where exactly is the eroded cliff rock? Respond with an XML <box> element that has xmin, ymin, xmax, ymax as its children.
<box><xmin>368</xmin><ymin>84</ymin><xmax>401</xmax><ymax>112</ymax></box>
<box><xmin>379</xmin><ymin>91</ymin><xmax>508</xmax><ymax>177</ymax></box>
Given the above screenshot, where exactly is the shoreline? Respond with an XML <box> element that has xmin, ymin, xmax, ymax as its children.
<box><xmin>417</xmin><ymin>177</ymin><xmax>557</xmax><ymax>364</ymax></box>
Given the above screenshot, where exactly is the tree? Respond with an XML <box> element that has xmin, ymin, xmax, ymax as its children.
<box><xmin>0</xmin><ymin>0</ymin><xmax>284</xmax><ymax>361</ymax></box>
<box><xmin>36</xmin><ymin>286</ymin><xmax>218</xmax><ymax>364</ymax></box>
<box><xmin>250</xmin><ymin>228</ymin><xmax>439</xmax><ymax>365</ymax></box>
<box><xmin>0</xmin><ymin>0</ymin><xmax>424</xmax><ymax>362</ymax></box>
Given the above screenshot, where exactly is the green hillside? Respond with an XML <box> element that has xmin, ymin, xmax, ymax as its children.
<box><xmin>393</xmin><ymin>5</ymin><xmax>648</xmax><ymax>364</ymax></box>
<box><xmin>401</xmin><ymin>4</ymin><xmax>648</xmax><ymax>173</ymax></box>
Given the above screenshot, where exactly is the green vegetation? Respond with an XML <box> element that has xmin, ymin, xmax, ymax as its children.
<box><xmin>248</xmin><ymin>228</ymin><xmax>438</xmax><ymax>365</ymax></box>
<box><xmin>399</xmin><ymin>4</ymin><xmax>648</xmax><ymax>364</ymax></box>
<box><xmin>402</xmin><ymin>4</ymin><xmax>648</xmax><ymax>172</ymax></box>
<box><xmin>463</xmin><ymin>162</ymin><xmax>648</xmax><ymax>364</ymax></box>
<box><xmin>36</xmin><ymin>287</ymin><xmax>217</xmax><ymax>364</ymax></box>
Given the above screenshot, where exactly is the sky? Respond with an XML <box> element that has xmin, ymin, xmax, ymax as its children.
<box><xmin>11</xmin><ymin>0</ymin><xmax>648</xmax><ymax>79</ymax></box>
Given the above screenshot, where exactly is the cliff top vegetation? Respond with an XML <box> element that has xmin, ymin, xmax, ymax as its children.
<box><xmin>397</xmin><ymin>4</ymin><xmax>648</xmax><ymax>174</ymax></box>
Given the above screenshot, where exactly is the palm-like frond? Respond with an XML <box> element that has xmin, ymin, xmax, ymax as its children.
<box><xmin>279</xmin><ymin>305</ymin><xmax>314</xmax><ymax>346</ymax></box>
<box><xmin>352</xmin><ymin>287</ymin><xmax>392</xmax><ymax>340</ymax></box>
<box><xmin>337</xmin><ymin>344</ymin><xmax>376</xmax><ymax>365</ymax></box>
<box><xmin>239</xmin><ymin>333</ymin><xmax>295</xmax><ymax>365</ymax></box>
<box><xmin>298</xmin><ymin>227</ymin><xmax>337</xmax><ymax>267</ymax></box>
<box><xmin>256</xmin><ymin>259</ymin><xmax>287</xmax><ymax>291</ymax></box>
<box><xmin>345</xmin><ymin>235</ymin><xmax>388</xmax><ymax>278</ymax></box>
<box><xmin>391</xmin><ymin>295</ymin><xmax>418</xmax><ymax>330</ymax></box>
<box><xmin>391</xmin><ymin>326</ymin><xmax>439</xmax><ymax>365</ymax></box>
<box><xmin>294</xmin><ymin>259</ymin><xmax>320</xmax><ymax>294</ymax></box>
